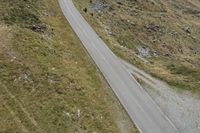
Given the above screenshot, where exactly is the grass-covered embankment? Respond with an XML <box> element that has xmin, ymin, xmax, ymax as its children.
<box><xmin>73</xmin><ymin>0</ymin><xmax>200</xmax><ymax>95</ymax></box>
<box><xmin>0</xmin><ymin>0</ymin><xmax>137</xmax><ymax>132</ymax></box>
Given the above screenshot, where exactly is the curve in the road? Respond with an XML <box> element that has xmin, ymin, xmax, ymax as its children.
<box><xmin>59</xmin><ymin>0</ymin><xmax>179</xmax><ymax>133</ymax></box>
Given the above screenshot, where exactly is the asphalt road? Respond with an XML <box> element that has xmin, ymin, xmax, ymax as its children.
<box><xmin>59</xmin><ymin>0</ymin><xmax>179</xmax><ymax>132</ymax></box>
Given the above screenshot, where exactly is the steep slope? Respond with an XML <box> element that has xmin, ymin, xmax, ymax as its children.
<box><xmin>0</xmin><ymin>0</ymin><xmax>137</xmax><ymax>132</ymax></box>
<box><xmin>74</xmin><ymin>0</ymin><xmax>200</xmax><ymax>95</ymax></box>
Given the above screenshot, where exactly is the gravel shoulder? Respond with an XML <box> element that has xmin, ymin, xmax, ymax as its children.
<box><xmin>122</xmin><ymin>59</ymin><xmax>200</xmax><ymax>133</ymax></box>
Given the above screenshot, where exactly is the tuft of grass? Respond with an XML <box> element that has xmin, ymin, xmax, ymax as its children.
<box><xmin>167</xmin><ymin>64</ymin><xmax>200</xmax><ymax>79</ymax></box>
<box><xmin>1</xmin><ymin>0</ymin><xmax>39</xmax><ymax>24</ymax></box>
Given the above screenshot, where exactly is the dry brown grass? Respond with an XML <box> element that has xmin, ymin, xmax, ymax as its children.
<box><xmin>73</xmin><ymin>0</ymin><xmax>200</xmax><ymax>95</ymax></box>
<box><xmin>0</xmin><ymin>0</ymin><xmax>138</xmax><ymax>132</ymax></box>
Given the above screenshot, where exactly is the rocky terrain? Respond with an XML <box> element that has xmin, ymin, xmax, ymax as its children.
<box><xmin>74</xmin><ymin>0</ymin><xmax>200</xmax><ymax>95</ymax></box>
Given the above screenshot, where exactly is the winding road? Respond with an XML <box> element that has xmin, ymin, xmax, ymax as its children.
<box><xmin>59</xmin><ymin>0</ymin><xmax>179</xmax><ymax>132</ymax></box>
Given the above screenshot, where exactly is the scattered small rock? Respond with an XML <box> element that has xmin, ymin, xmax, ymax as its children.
<box><xmin>104</xmin><ymin>28</ymin><xmax>112</xmax><ymax>36</ymax></box>
<box><xmin>170</xmin><ymin>31</ymin><xmax>179</xmax><ymax>37</ymax></box>
<box><xmin>10</xmin><ymin>56</ymin><xmax>17</xmax><ymax>62</ymax></box>
<box><xmin>90</xmin><ymin>0</ymin><xmax>107</xmax><ymax>13</ymax></box>
<box><xmin>145</xmin><ymin>23</ymin><xmax>160</xmax><ymax>32</ymax></box>
<box><xmin>137</xmin><ymin>46</ymin><xmax>151</xmax><ymax>57</ymax></box>
<box><xmin>182</xmin><ymin>27</ymin><xmax>191</xmax><ymax>34</ymax></box>
<box><xmin>77</xmin><ymin>109</ymin><xmax>81</xmax><ymax>118</ymax></box>
<box><xmin>63</xmin><ymin>111</ymin><xmax>70</xmax><ymax>117</ymax></box>
<box><xmin>31</xmin><ymin>24</ymin><xmax>47</xmax><ymax>33</ymax></box>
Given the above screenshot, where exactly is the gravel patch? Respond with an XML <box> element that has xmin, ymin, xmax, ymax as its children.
<box><xmin>122</xmin><ymin>59</ymin><xmax>200</xmax><ymax>133</ymax></box>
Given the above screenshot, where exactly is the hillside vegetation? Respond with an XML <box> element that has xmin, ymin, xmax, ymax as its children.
<box><xmin>0</xmin><ymin>0</ymin><xmax>137</xmax><ymax>132</ymax></box>
<box><xmin>74</xmin><ymin>0</ymin><xmax>200</xmax><ymax>95</ymax></box>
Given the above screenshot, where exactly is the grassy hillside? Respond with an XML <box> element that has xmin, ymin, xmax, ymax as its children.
<box><xmin>73</xmin><ymin>0</ymin><xmax>200</xmax><ymax>95</ymax></box>
<box><xmin>0</xmin><ymin>0</ymin><xmax>137</xmax><ymax>132</ymax></box>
